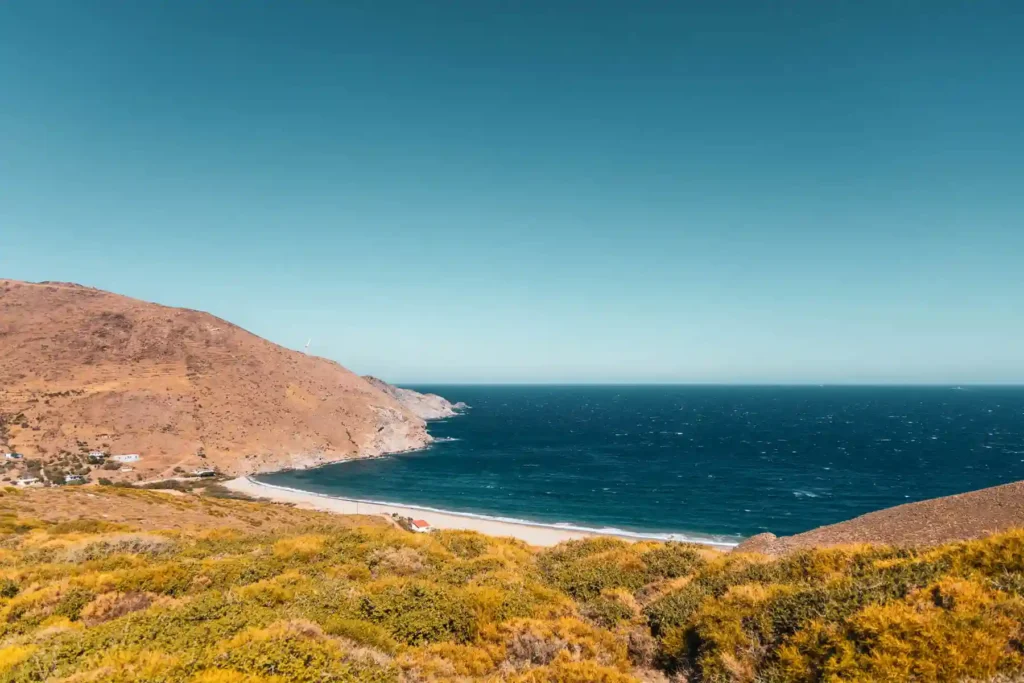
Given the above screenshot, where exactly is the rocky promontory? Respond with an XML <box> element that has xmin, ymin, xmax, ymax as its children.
<box><xmin>363</xmin><ymin>376</ymin><xmax>468</xmax><ymax>420</ymax></box>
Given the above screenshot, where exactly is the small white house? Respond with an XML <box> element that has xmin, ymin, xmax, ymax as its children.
<box><xmin>410</xmin><ymin>519</ymin><xmax>432</xmax><ymax>533</ymax></box>
<box><xmin>112</xmin><ymin>454</ymin><xmax>140</xmax><ymax>463</ymax></box>
<box><xmin>87</xmin><ymin>451</ymin><xmax>106</xmax><ymax>461</ymax></box>
<box><xmin>14</xmin><ymin>477</ymin><xmax>40</xmax><ymax>487</ymax></box>
<box><xmin>4</xmin><ymin>453</ymin><xmax>23</xmax><ymax>460</ymax></box>
<box><xmin>64</xmin><ymin>474</ymin><xmax>84</xmax><ymax>484</ymax></box>
<box><xmin>192</xmin><ymin>468</ymin><xmax>216</xmax><ymax>478</ymax></box>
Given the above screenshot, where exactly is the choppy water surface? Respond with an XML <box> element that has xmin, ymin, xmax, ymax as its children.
<box><xmin>260</xmin><ymin>386</ymin><xmax>1024</xmax><ymax>542</ymax></box>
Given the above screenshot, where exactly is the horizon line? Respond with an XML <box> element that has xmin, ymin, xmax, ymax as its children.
<box><xmin>394</xmin><ymin>381</ymin><xmax>1024</xmax><ymax>387</ymax></box>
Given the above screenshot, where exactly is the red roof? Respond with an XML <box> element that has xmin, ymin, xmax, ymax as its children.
<box><xmin>411</xmin><ymin>519</ymin><xmax>430</xmax><ymax>528</ymax></box>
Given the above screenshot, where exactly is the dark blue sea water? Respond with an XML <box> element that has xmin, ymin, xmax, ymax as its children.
<box><xmin>260</xmin><ymin>386</ymin><xmax>1024</xmax><ymax>544</ymax></box>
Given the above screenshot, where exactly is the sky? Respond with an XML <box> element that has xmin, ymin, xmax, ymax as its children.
<box><xmin>1</xmin><ymin>1</ymin><xmax>1022</xmax><ymax>384</ymax></box>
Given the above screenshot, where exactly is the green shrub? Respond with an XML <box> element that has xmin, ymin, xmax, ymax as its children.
<box><xmin>641</xmin><ymin>543</ymin><xmax>705</xmax><ymax>580</ymax></box>
<box><xmin>359</xmin><ymin>581</ymin><xmax>478</xmax><ymax>645</ymax></box>
<box><xmin>434</xmin><ymin>530</ymin><xmax>489</xmax><ymax>559</ymax></box>
<box><xmin>322</xmin><ymin>617</ymin><xmax>402</xmax><ymax>655</ymax></box>
<box><xmin>0</xmin><ymin>579</ymin><xmax>19</xmax><ymax>599</ymax></box>
<box><xmin>581</xmin><ymin>594</ymin><xmax>635</xmax><ymax>628</ymax></box>
<box><xmin>52</xmin><ymin>586</ymin><xmax>95</xmax><ymax>621</ymax></box>
<box><xmin>538</xmin><ymin>538</ymin><xmax>650</xmax><ymax>601</ymax></box>
<box><xmin>211</xmin><ymin>620</ymin><xmax>397</xmax><ymax>682</ymax></box>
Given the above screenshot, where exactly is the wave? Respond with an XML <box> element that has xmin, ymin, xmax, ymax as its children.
<box><xmin>431</xmin><ymin>437</ymin><xmax>461</xmax><ymax>443</ymax></box>
<box><xmin>248</xmin><ymin>477</ymin><xmax>741</xmax><ymax>548</ymax></box>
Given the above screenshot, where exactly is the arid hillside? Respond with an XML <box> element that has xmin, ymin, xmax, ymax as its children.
<box><xmin>0</xmin><ymin>279</ymin><xmax>430</xmax><ymax>481</ymax></box>
<box><xmin>737</xmin><ymin>478</ymin><xmax>1024</xmax><ymax>555</ymax></box>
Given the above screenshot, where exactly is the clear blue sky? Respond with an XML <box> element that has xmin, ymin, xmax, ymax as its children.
<box><xmin>2</xmin><ymin>2</ymin><xmax>1022</xmax><ymax>383</ymax></box>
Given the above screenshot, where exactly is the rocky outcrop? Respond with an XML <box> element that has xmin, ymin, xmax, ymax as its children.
<box><xmin>0</xmin><ymin>279</ymin><xmax>437</xmax><ymax>480</ymax></box>
<box><xmin>363</xmin><ymin>376</ymin><xmax>468</xmax><ymax>420</ymax></box>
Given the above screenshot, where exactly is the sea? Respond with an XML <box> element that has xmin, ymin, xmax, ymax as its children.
<box><xmin>259</xmin><ymin>385</ymin><xmax>1024</xmax><ymax>546</ymax></box>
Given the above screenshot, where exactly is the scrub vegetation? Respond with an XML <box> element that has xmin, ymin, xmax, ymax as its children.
<box><xmin>0</xmin><ymin>487</ymin><xmax>1022</xmax><ymax>682</ymax></box>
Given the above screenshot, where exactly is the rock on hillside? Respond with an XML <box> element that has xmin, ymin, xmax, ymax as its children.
<box><xmin>735</xmin><ymin>479</ymin><xmax>1024</xmax><ymax>555</ymax></box>
<box><xmin>363</xmin><ymin>376</ymin><xmax>467</xmax><ymax>420</ymax></box>
<box><xmin>0</xmin><ymin>279</ymin><xmax>435</xmax><ymax>480</ymax></box>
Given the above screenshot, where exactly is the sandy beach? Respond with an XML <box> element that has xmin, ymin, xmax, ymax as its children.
<box><xmin>225</xmin><ymin>477</ymin><xmax>596</xmax><ymax>546</ymax></box>
<box><xmin>225</xmin><ymin>477</ymin><xmax>738</xmax><ymax>548</ymax></box>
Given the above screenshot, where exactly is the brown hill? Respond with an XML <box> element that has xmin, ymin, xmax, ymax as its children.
<box><xmin>736</xmin><ymin>478</ymin><xmax>1024</xmax><ymax>554</ymax></box>
<box><xmin>0</xmin><ymin>279</ymin><xmax>430</xmax><ymax>481</ymax></box>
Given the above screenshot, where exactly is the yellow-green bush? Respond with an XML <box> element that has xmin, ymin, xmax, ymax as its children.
<box><xmin>358</xmin><ymin>579</ymin><xmax>478</xmax><ymax>645</ymax></box>
<box><xmin>210</xmin><ymin>620</ymin><xmax>396</xmax><ymax>682</ymax></box>
<box><xmin>321</xmin><ymin>617</ymin><xmax>402</xmax><ymax>655</ymax></box>
<box><xmin>2</xmin><ymin>498</ymin><xmax>1024</xmax><ymax>682</ymax></box>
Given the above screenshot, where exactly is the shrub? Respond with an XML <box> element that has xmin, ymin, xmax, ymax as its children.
<box><xmin>272</xmin><ymin>534</ymin><xmax>327</xmax><ymax>560</ymax></box>
<box><xmin>0</xmin><ymin>579</ymin><xmax>19</xmax><ymax>599</ymax></box>
<box><xmin>500</xmin><ymin>618</ymin><xmax>629</xmax><ymax>672</ymax></box>
<box><xmin>367</xmin><ymin>546</ymin><xmax>426</xmax><ymax>577</ymax></box>
<box><xmin>580</xmin><ymin>592</ymin><xmax>637</xmax><ymax>629</ymax></box>
<box><xmin>434</xmin><ymin>530</ymin><xmax>489</xmax><ymax>559</ymax></box>
<box><xmin>0</xmin><ymin>644</ymin><xmax>38</xmax><ymax>673</ymax></box>
<box><xmin>62</xmin><ymin>533</ymin><xmax>174</xmax><ymax>563</ymax></box>
<box><xmin>212</xmin><ymin>620</ymin><xmax>397</xmax><ymax>682</ymax></box>
<box><xmin>641</xmin><ymin>543</ymin><xmax>706</xmax><ymax>580</ymax></box>
<box><xmin>399</xmin><ymin>641</ymin><xmax>500</xmax><ymax>679</ymax></box>
<box><xmin>626</xmin><ymin>626</ymin><xmax>657</xmax><ymax>668</ymax></box>
<box><xmin>80</xmin><ymin>591</ymin><xmax>156</xmax><ymax>625</ymax></box>
<box><xmin>233</xmin><ymin>572</ymin><xmax>306</xmax><ymax>607</ymax></box>
<box><xmin>142</xmin><ymin>479</ymin><xmax>191</xmax><ymax>491</ymax></box>
<box><xmin>538</xmin><ymin>539</ymin><xmax>649</xmax><ymax>601</ymax></box>
<box><xmin>774</xmin><ymin>579</ymin><xmax>1024</xmax><ymax>682</ymax></box>
<box><xmin>322</xmin><ymin>617</ymin><xmax>402</xmax><ymax>655</ymax></box>
<box><xmin>359</xmin><ymin>581</ymin><xmax>478</xmax><ymax>645</ymax></box>
<box><xmin>52</xmin><ymin>586</ymin><xmax>95</xmax><ymax>621</ymax></box>
<box><xmin>508</xmin><ymin>652</ymin><xmax>635</xmax><ymax>682</ymax></box>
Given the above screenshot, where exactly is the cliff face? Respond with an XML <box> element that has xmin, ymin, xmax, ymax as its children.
<box><xmin>0</xmin><ymin>279</ymin><xmax>432</xmax><ymax>479</ymax></box>
<box><xmin>363</xmin><ymin>376</ymin><xmax>467</xmax><ymax>420</ymax></box>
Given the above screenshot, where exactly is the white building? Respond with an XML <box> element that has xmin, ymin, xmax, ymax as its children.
<box><xmin>4</xmin><ymin>453</ymin><xmax>23</xmax><ymax>460</ymax></box>
<box><xmin>14</xmin><ymin>477</ymin><xmax>40</xmax><ymax>487</ymax></box>
<box><xmin>111</xmin><ymin>454</ymin><xmax>140</xmax><ymax>463</ymax></box>
<box><xmin>64</xmin><ymin>474</ymin><xmax>84</xmax><ymax>483</ymax></box>
<box><xmin>88</xmin><ymin>451</ymin><xmax>106</xmax><ymax>461</ymax></box>
<box><xmin>410</xmin><ymin>519</ymin><xmax>432</xmax><ymax>533</ymax></box>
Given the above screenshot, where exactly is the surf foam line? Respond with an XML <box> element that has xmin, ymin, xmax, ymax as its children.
<box><xmin>246</xmin><ymin>477</ymin><xmax>741</xmax><ymax>548</ymax></box>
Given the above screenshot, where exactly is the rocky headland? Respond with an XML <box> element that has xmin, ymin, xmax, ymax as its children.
<box><xmin>0</xmin><ymin>279</ymin><xmax>456</xmax><ymax>481</ymax></box>
<box><xmin>363</xmin><ymin>375</ymin><xmax>468</xmax><ymax>420</ymax></box>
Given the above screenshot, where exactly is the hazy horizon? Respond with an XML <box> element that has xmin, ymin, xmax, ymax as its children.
<box><xmin>3</xmin><ymin>2</ymin><xmax>1022</xmax><ymax>384</ymax></box>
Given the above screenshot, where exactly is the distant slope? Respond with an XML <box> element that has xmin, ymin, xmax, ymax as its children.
<box><xmin>0</xmin><ymin>279</ymin><xmax>431</xmax><ymax>480</ymax></box>
<box><xmin>363</xmin><ymin>375</ymin><xmax>467</xmax><ymax>420</ymax></box>
<box><xmin>736</xmin><ymin>479</ymin><xmax>1024</xmax><ymax>554</ymax></box>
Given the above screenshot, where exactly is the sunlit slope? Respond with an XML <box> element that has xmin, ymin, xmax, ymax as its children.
<box><xmin>0</xmin><ymin>486</ymin><xmax>1022</xmax><ymax>682</ymax></box>
<box><xmin>0</xmin><ymin>279</ymin><xmax>428</xmax><ymax>480</ymax></box>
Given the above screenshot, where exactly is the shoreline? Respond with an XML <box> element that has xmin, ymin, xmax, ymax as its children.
<box><xmin>224</xmin><ymin>476</ymin><xmax>740</xmax><ymax>548</ymax></box>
